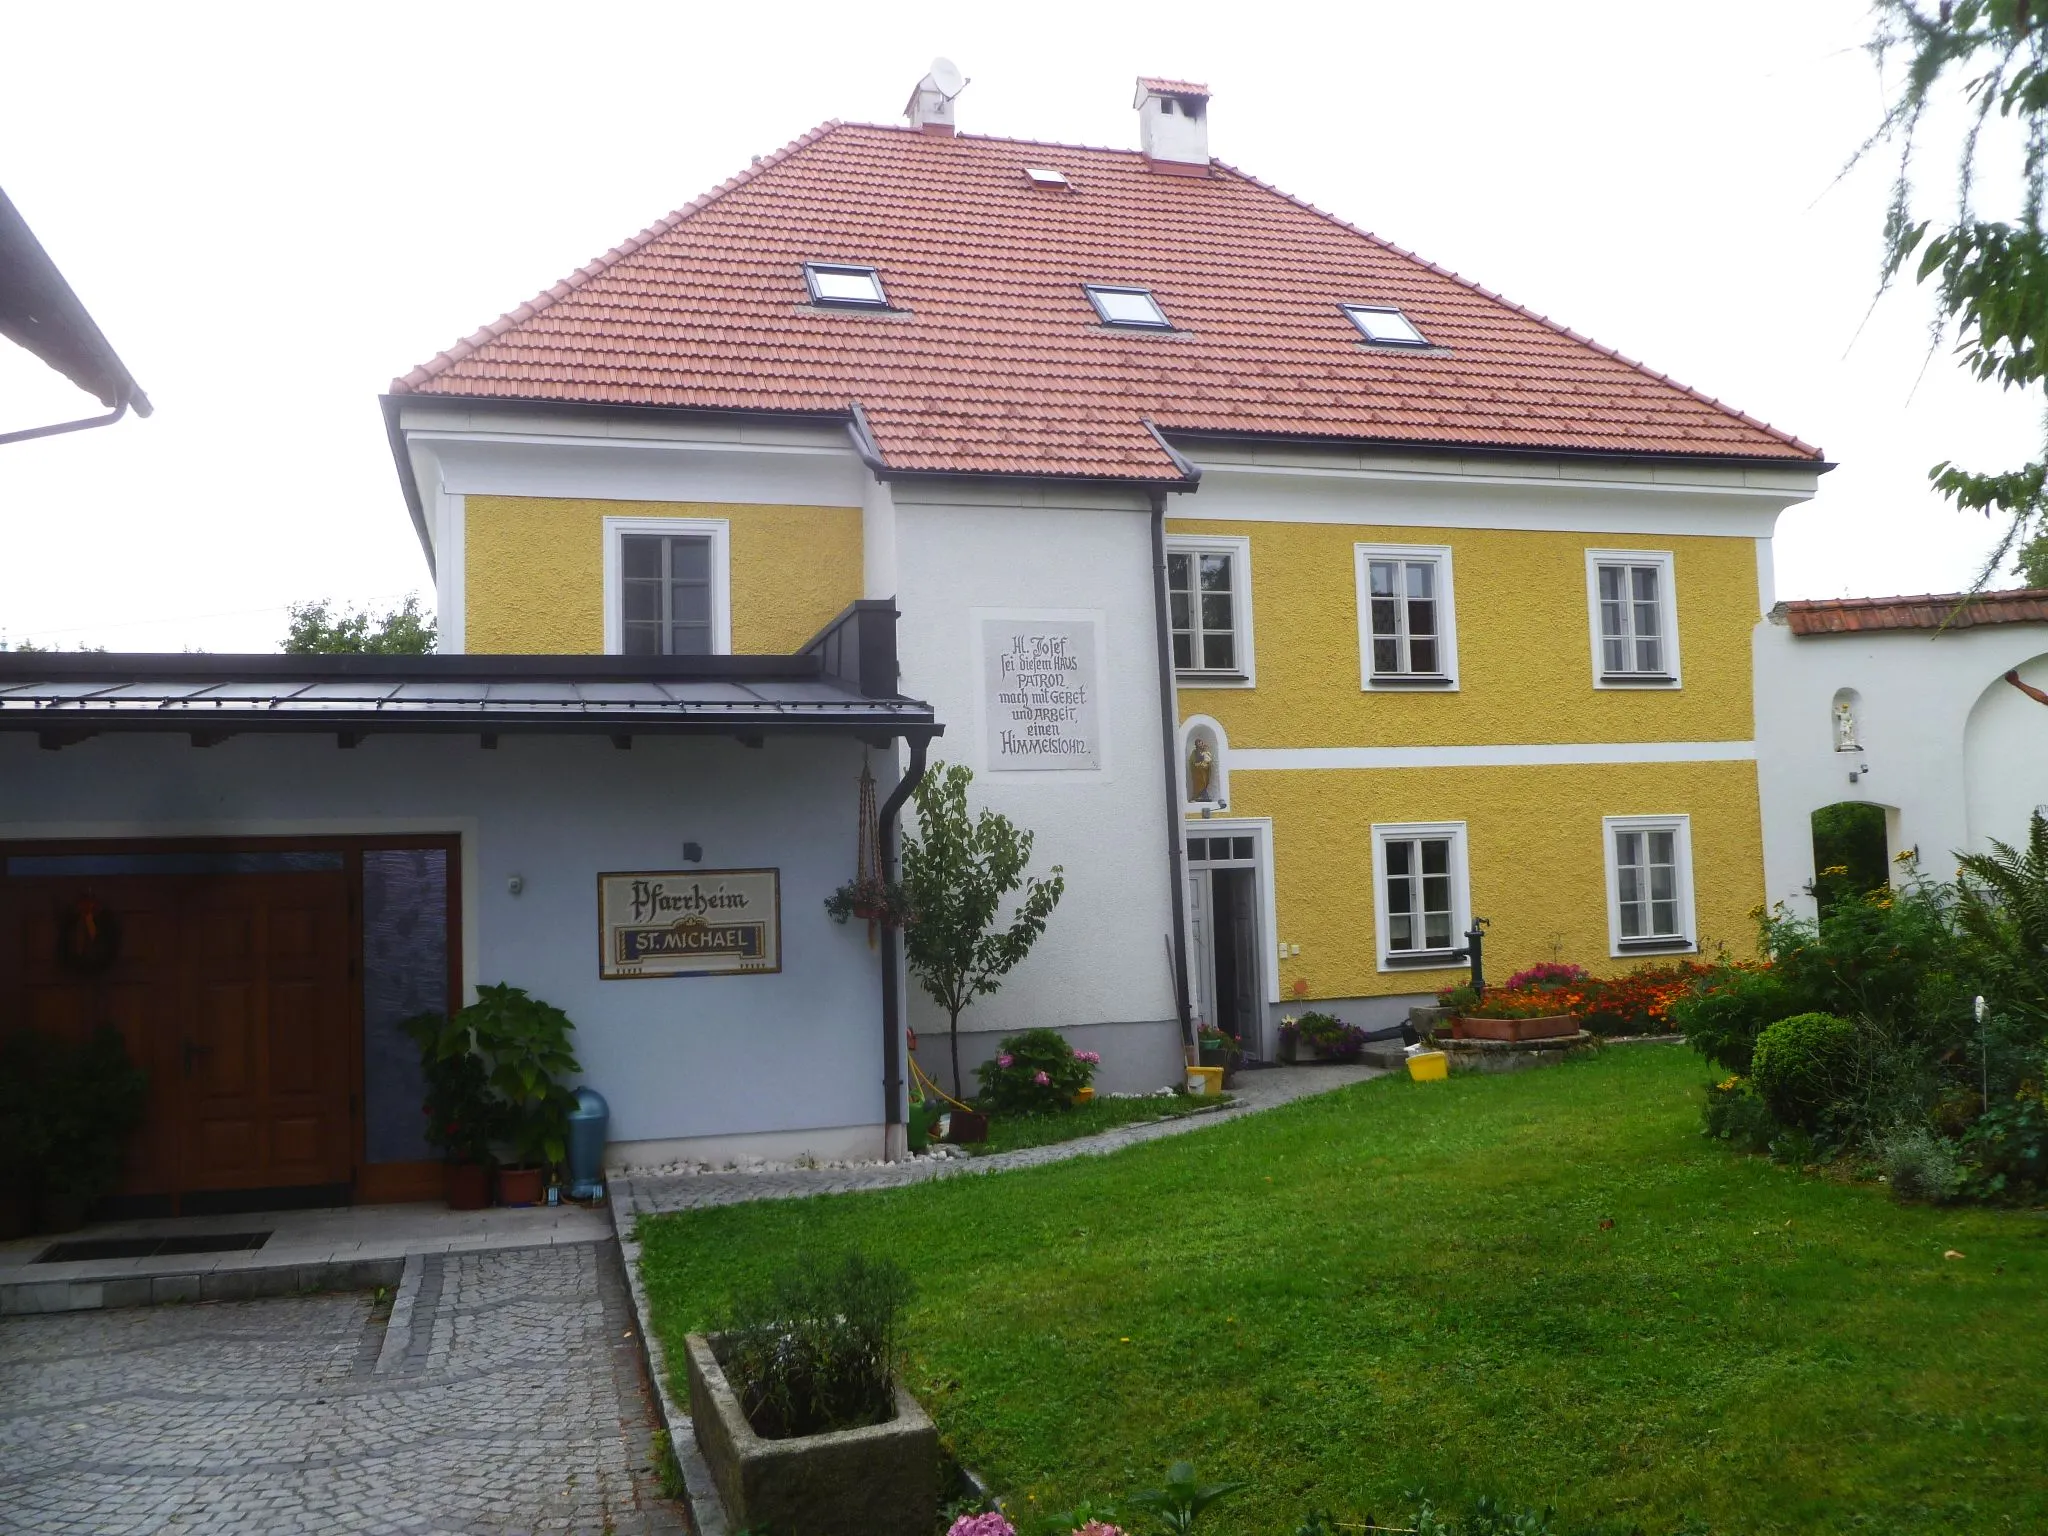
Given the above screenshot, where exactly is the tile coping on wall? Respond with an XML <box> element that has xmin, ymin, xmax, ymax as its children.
<box><xmin>607</xmin><ymin>1060</ymin><xmax>1385</xmax><ymax>1536</ymax></box>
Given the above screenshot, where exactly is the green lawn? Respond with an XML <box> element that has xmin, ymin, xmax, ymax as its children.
<box><xmin>637</xmin><ymin>1046</ymin><xmax>2048</xmax><ymax>1535</ymax></box>
<box><xmin>964</xmin><ymin>1093</ymin><xmax>1220</xmax><ymax>1154</ymax></box>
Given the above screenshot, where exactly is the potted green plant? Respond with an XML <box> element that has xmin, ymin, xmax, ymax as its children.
<box><xmin>461</xmin><ymin>984</ymin><xmax>581</xmax><ymax>1207</ymax></box>
<box><xmin>29</xmin><ymin>1027</ymin><xmax>149</xmax><ymax>1232</ymax></box>
<box><xmin>401</xmin><ymin>1011</ymin><xmax>501</xmax><ymax>1210</ymax></box>
<box><xmin>0</xmin><ymin>1031</ymin><xmax>51</xmax><ymax>1239</ymax></box>
<box><xmin>1196</xmin><ymin>1026</ymin><xmax>1234</xmax><ymax>1069</ymax></box>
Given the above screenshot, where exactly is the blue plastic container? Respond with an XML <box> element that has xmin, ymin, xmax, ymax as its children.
<box><xmin>566</xmin><ymin>1086</ymin><xmax>609</xmax><ymax>1200</ymax></box>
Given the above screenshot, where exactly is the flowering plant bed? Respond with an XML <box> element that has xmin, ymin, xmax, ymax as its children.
<box><xmin>1279</xmin><ymin>1011</ymin><xmax>1366</xmax><ymax>1061</ymax></box>
<box><xmin>1438</xmin><ymin>960</ymin><xmax>1711</xmax><ymax>1037</ymax></box>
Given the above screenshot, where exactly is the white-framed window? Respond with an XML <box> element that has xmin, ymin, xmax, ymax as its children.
<box><xmin>1084</xmin><ymin>284</ymin><xmax>1172</xmax><ymax>329</ymax></box>
<box><xmin>602</xmin><ymin>517</ymin><xmax>732</xmax><ymax>656</ymax></box>
<box><xmin>1586</xmin><ymin>549</ymin><xmax>1680</xmax><ymax>687</ymax></box>
<box><xmin>1166</xmin><ymin>535</ymin><xmax>1254</xmax><ymax>684</ymax></box>
<box><xmin>1342</xmin><ymin>304</ymin><xmax>1430</xmax><ymax>347</ymax></box>
<box><xmin>1604</xmin><ymin>814</ymin><xmax>1696</xmax><ymax>955</ymax></box>
<box><xmin>804</xmin><ymin>263</ymin><xmax>889</xmax><ymax>308</ymax></box>
<box><xmin>1355</xmin><ymin>544</ymin><xmax>1458</xmax><ymax>689</ymax></box>
<box><xmin>1371</xmin><ymin>821</ymin><xmax>1470</xmax><ymax>969</ymax></box>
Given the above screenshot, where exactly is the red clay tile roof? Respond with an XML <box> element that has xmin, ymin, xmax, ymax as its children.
<box><xmin>392</xmin><ymin>122</ymin><xmax>1821</xmax><ymax>480</ymax></box>
<box><xmin>1136</xmin><ymin>77</ymin><xmax>1210</xmax><ymax>97</ymax></box>
<box><xmin>1783</xmin><ymin>589</ymin><xmax>2048</xmax><ymax>635</ymax></box>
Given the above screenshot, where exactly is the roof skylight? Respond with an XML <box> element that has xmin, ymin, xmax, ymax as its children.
<box><xmin>1024</xmin><ymin>166</ymin><xmax>1070</xmax><ymax>188</ymax></box>
<box><xmin>1085</xmin><ymin>285</ymin><xmax>1171</xmax><ymax>329</ymax></box>
<box><xmin>805</xmin><ymin>263</ymin><xmax>889</xmax><ymax>308</ymax></box>
<box><xmin>1343</xmin><ymin>304</ymin><xmax>1429</xmax><ymax>347</ymax></box>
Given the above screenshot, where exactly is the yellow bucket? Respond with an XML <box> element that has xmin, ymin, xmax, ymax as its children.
<box><xmin>1406</xmin><ymin>1050</ymin><xmax>1449</xmax><ymax>1082</ymax></box>
<box><xmin>1074</xmin><ymin>1086</ymin><xmax>1096</xmax><ymax>1106</ymax></box>
<box><xmin>1186</xmin><ymin>1065</ymin><xmax>1224</xmax><ymax>1097</ymax></box>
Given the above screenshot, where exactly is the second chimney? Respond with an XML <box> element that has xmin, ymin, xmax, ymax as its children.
<box><xmin>1135</xmin><ymin>77</ymin><xmax>1211</xmax><ymax>169</ymax></box>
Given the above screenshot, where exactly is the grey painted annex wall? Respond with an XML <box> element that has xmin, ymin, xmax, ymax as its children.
<box><xmin>0</xmin><ymin>730</ymin><xmax>888</xmax><ymax>1152</ymax></box>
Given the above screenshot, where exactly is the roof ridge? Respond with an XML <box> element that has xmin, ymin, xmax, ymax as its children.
<box><xmin>1786</xmin><ymin>587</ymin><xmax>2048</xmax><ymax>608</ymax></box>
<box><xmin>835</xmin><ymin>119</ymin><xmax>1153</xmax><ymax>160</ymax></box>
<box><xmin>1209</xmin><ymin>158</ymin><xmax>1826</xmax><ymax>462</ymax></box>
<box><xmin>389</xmin><ymin>121</ymin><xmax>848</xmax><ymax>395</ymax></box>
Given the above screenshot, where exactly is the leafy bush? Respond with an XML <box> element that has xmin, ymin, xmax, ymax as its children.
<box><xmin>8</xmin><ymin>1027</ymin><xmax>151</xmax><ymax>1200</ymax></box>
<box><xmin>401</xmin><ymin>1012</ymin><xmax>502</xmax><ymax>1165</ymax></box>
<box><xmin>1955</xmin><ymin>811</ymin><xmax>2048</xmax><ymax>1027</ymax></box>
<box><xmin>1959</xmin><ymin>1078</ymin><xmax>2048</xmax><ymax>1199</ymax></box>
<box><xmin>1668</xmin><ymin>964</ymin><xmax>1795</xmax><ymax>1073</ymax></box>
<box><xmin>1125</xmin><ymin>1462</ymin><xmax>1242</xmax><ymax>1534</ymax></box>
<box><xmin>410</xmin><ymin>985</ymin><xmax>581</xmax><ymax>1172</ymax></box>
<box><xmin>1702</xmin><ymin>1075</ymin><xmax>1776</xmax><ymax>1152</ymax></box>
<box><xmin>975</xmin><ymin>1027</ymin><xmax>1097</xmax><ymax>1114</ymax></box>
<box><xmin>1750</xmin><ymin>1012</ymin><xmax>1859</xmax><ymax>1130</ymax></box>
<box><xmin>1880</xmin><ymin>1126</ymin><xmax>1962</xmax><ymax>1204</ymax></box>
<box><xmin>722</xmin><ymin>1250</ymin><xmax>913</xmax><ymax>1439</ymax></box>
<box><xmin>1285</xmin><ymin>1011</ymin><xmax>1367</xmax><ymax>1058</ymax></box>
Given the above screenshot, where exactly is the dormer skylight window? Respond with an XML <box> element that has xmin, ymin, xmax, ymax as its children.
<box><xmin>1024</xmin><ymin>166</ymin><xmax>1070</xmax><ymax>188</ymax></box>
<box><xmin>1344</xmin><ymin>304</ymin><xmax>1429</xmax><ymax>347</ymax></box>
<box><xmin>1086</xmin><ymin>285</ymin><xmax>1171</xmax><ymax>329</ymax></box>
<box><xmin>805</xmin><ymin>263</ymin><xmax>889</xmax><ymax>308</ymax></box>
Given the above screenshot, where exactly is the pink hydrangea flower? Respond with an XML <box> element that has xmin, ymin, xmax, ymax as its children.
<box><xmin>946</xmin><ymin>1515</ymin><xmax>1017</xmax><ymax>1536</ymax></box>
<box><xmin>997</xmin><ymin>1053</ymin><xmax>1013</xmax><ymax>1068</ymax></box>
<box><xmin>1076</xmin><ymin>1524</ymin><xmax>1125</xmax><ymax>1536</ymax></box>
<box><xmin>1033</xmin><ymin>1070</ymin><xmax>1051</xmax><ymax>1085</ymax></box>
<box><xmin>1076</xmin><ymin>1050</ymin><xmax>1102</xmax><ymax>1065</ymax></box>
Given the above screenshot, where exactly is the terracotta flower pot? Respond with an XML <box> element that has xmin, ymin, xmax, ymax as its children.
<box><xmin>1457</xmin><ymin>1014</ymin><xmax>1577</xmax><ymax>1043</ymax></box>
<box><xmin>495</xmin><ymin>1165</ymin><xmax>545</xmax><ymax>1207</ymax></box>
<box><xmin>445</xmin><ymin>1161</ymin><xmax>491</xmax><ymax>1211</ymax></box>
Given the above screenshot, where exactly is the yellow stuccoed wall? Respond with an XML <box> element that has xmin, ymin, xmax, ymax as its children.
<box><xmin>1222</xmin><ymin>758</ymin><xmax>1763</xmax><ymax>1000</ymax></box>
<box><xmin>1169</xmin><ymin>520</ymin><xmax>1760</xmax><ymax>746</ymax></box>
<box><xmin>463</xmin><ymin>496</ymin><xmax>863</xmax><ymax>654</ymax></box>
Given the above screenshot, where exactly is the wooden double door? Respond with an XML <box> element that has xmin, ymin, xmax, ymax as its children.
<box><xmin>1</xmin><ymin>851</ymin><xmax>355</xmax><ymax>1205</ymax></box>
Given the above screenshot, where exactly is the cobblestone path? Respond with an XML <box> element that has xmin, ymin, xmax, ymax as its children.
<box><xmin>0</xmin><ymin>1241</ymin><xmax>682</xmax><ymax>1535</ymax></box>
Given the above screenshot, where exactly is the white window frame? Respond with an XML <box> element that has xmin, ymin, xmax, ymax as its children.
<box><xmin>804</xmin><ymin>262</ymin><xmax>889</xmax><ymax>308</ymax></box>
<box><xmin>1371</xmin><ymin>820</ymin><xmax>1471</xmax><ymax>971</ymax></box>
<box><xmin>602</xmin><ymin>516</ymin><xmax>732</xmax><ymax>656</ymax></box>
<box><xmin>1355</xmin><ymin>543</ymin><xmax>1459</xmax><ymax>691</ymax></box>
<box><xmin>1585</xmin><ymin>549</ymin><xmax>1681</xmax><ymax>688</ymax></box>
<box><xmin>1603</xmin><ymin>814</ymin><xmax>1696</xmax><ymax>957</ymax></box>
<box><xmin>1166</xmin><ymin>534</ymin><xmax>1255</xmax><ymax>686</ymax></box>
<box><xmin>1342</xmin><ymin>303</ymin><xmax>1430</xmax><ymax>347</ymax></box>
<box><xmin>1084</xmin><ymin>284</ymin><xmax>1173</xmax><ymax>329</ymax></box>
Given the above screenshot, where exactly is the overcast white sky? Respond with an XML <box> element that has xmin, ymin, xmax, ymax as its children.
<box><xmin>1</xmin><ymin>0</ymin><xmax>2039</xmax><ymax>652</ymax></box>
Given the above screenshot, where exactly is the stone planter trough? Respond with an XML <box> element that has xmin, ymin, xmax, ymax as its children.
<box><xmin>684</xmin><ymin>1331</ymin><xmax>939</xmax><ymax>1536</ymax></box>
<box><xmin>1454</xmin><ymin>1013</ymin><xmax>1578</xmax><ymax>1043</ymax></box>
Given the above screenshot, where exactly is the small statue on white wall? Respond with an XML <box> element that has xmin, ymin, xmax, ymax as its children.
<box><xmin>1187</xmin><ymin>735</ymin><xmax>1216</xmax><ymax>801</ymax></box>
<box><xmin>1833</xmin><ymin>697</ymin><xmax>1860</xmax><ymax>752</ymax></box>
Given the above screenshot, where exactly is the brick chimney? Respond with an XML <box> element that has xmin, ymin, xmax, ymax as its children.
<box><xmin>1135</xmin><ymin>77</ymin><xmax>1210</xmax><ymax>172</ymax></box>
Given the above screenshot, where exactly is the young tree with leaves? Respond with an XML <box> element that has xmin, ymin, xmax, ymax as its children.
<box><xmin>1866</xmin><ymin>1</ymin><xmax>2048</xmax><ymax>583</ymax></box>
<box><xmin>282</xmin><ymin>594</ymin><xmax>436</xmax><ymax>654</ymax></box>
<box><xmin>900</xmin><ymin>761</ymin><xmax>1066</xmax><ymax>1097</ymax></box>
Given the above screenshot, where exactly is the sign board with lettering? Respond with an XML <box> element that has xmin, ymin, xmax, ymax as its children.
<box><xmin>982</xmin><ymin>618</ymin><xmax>1102</xmax><ymax>772</ymax></box>
<box><xmin>597</xmin><ymin>869</ymin><xmax>782</xmax><ymax>980</ymax></box>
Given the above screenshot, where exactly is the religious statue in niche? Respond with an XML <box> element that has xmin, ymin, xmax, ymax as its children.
<box><xmin>2006</xmin><ymin>670</ymin><xmax>2048</xmax><ymax>708</ymax></box>
<box><xmin>1833</xmin><ymin>697</ymin><xmax>1860</xmax><ymax>752</ymax></box>
<box><xmin>1187</xmin><ymin>735</ymin><xmax>1217</xmax><ymax>802</ymax></box>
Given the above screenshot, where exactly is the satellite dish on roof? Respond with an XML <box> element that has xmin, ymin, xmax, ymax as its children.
<box><xmin>927</xmin><ymin>57</ymin><xmax>965</xmax><ymax>99</ymax></box>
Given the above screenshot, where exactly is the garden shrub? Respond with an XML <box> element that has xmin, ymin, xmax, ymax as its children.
<box><xmin>1750</xmin><ymin>1012</ymin><xmax>1859</xmax><ymax>1130</ymax></box>
<box><xmin>1959</xmin><ymin>1078</ymin><xmax>2048</xmax><ymax>1199</ymax></box>
<box><xmin>1879</xmin><ymin>1125</ymin><xmax>1962</xmax><ymax>1204</ymax></box>
<box><xmin>722</xmin><ymin>1250</ymin><xmax>912</xmax><ymax>1439</ymax></box>
<box><xmin>1668</xmin><ymin>964</ymin><xmax>1795</xmax><ymax>1074</ymax></box>
<box><xmin>1702</xmin><ymin>1075</ymin><xmax>1776</xmax><ymax>1152</ymax></box>
<box><xmin>975</xmin><ymin>1027</ymin><xmax>1097</xmax><ymax>1114</ymax></box>
<box><xmin>1285</xmin><ymin>1011</ymin><xmax>1367</xmax><ymax>1058</ymax></box>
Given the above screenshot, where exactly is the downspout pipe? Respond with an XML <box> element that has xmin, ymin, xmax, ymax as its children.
<box><xmin>878</xmin><ymin>730</ymin><xmax>932</xmax><ymax>1156</ymax></box>
<box><xmin>1148</xmin><ymin>486</ymin><xmax>1197</xmax><ymax>1057</ymax></box>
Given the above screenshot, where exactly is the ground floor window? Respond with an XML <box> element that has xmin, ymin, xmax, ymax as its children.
<box><xmin>1605</xmin><ymin>814</ymin><xmax>1695</xmax><ymax>954</ymax></box>
<box><xmin>1372</xmin><ymin>821</ymin><xmax>1469</xmax><ymax>968</ymax></box>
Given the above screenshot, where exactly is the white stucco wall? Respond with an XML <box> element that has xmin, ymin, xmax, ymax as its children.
<box><xmin>1754</xmin><ymin>614</ymin><xmax>2048</xmax><ymax>917</ymax></box>
<box><xmin>0</xmin><ymin>730</ymin><xmax>892</xmax><ymax>1161</ymax></box>
<box><xmin>883</xmin><ymin>480</ymin><xmax>1183</xmax><ymax>1089</ymax></box>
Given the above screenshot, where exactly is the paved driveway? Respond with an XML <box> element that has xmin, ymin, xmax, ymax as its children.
<box><xmin>0</xmin><ymin>1241</ymin><xmax>683</xmax><ymax>1535</ymax></box>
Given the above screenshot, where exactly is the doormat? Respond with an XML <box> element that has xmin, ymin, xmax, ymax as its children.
<box><xmin>36</xmin><ymin>1230</ymin><xmax>272</xmax><ymax>1264</ymax></box>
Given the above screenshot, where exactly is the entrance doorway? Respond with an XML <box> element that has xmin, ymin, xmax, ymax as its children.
<box><xmin>1186</xmin><ymin>829</ymin><xmax>1266</xmax><ymax>1059</ymax></box>
<box><xmin>0</xmin><ymin>836</ymin><xmax>458</xmax><ymax>1214</ymax></box>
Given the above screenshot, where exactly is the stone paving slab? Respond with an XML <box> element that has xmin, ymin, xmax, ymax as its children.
<box><xmin>1</xmin><ymin>1201</ymin><xmax>613</xmax><ymax>1315</ymax></box>
<box><xmin>0</xmin><ymin>1239</ymin><xmax>685</xmax><ymax>1535</ymax></box>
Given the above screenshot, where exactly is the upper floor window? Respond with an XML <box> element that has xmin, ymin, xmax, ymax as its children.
<box><xmin>1085</xmin><ymin>284</ymin><xmax>1172</xmax><ymax>329</ymax></box>
<box><xmin>1167</xmin><ymin>536</ymin><xmax>1253</xmax><ymax>684</ymax></box>
<box><xmin>1343</xmin><ymin>304</ymin><xmax>1430</xmax><ymax>347</ymax></box>
<box><xmin>1586</xmin><ymin>549</ymin><xmax>1680</xmax><ymax>687</ymax></box>
<box><xmin>1355</xmin><ymin>544</ymin><xmax>1458</xmax><ymax>689</ymax></box>
<box><xmin>603</xmin><ymin>517</ymin><xmax>732</xmax><ymax>656</ymax></box>
<box><xmin>1373</xmin><ymin>821</ymin><xmax>1469</xmax><ymax>968</ymax></box>
<box><xmin>1605</xmin><ymin>814</ymin><xmax>1695</xmax><ymax>955</ymax></box>
<box><xmin>805</xmin><ymin>263</ymin><xmax>889</xmax><ymax>308</ymax></box>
